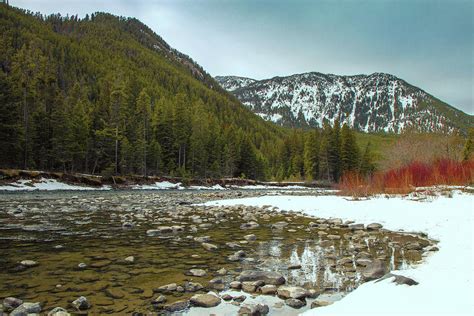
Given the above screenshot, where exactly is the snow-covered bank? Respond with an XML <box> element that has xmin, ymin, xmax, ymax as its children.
<box><xmin>0</xmin><ymin>178</ymin><xmax>111</xmax><ymax>191</ymax></box>
<box><xmin>206</xmin><ymin>191</ymin><xmax>474</xmax><ymax>316</ymax></box>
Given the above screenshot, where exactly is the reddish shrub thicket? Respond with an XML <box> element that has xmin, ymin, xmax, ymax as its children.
<box><xmin>338</xmin><ymin>159</ymin><xmax>474</xmax><ymax>196</ymax></box>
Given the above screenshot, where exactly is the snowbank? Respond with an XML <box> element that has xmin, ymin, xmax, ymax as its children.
<box><xmin>231</xmin><ymin>184</ymin><xmax>309</xmax><ymax>190</ymax></box>
<box><xmin>132</xmin><ymin>181</ymin><xmax>184</xmax><ymax>190</ymax></box>
<box><xmin>189</xmin><ymin>184</ymin><xmax>227</xmax><ymax>190</ymax></box>
<box><xmin>0</xmin><ymin>178</ymin><xmax>111</xmax><ymax>191</ymax></box>
<box><xmin>206</xmin><ymin>191</ymin><xmax>474</xmax><ymax>316</ymax></box>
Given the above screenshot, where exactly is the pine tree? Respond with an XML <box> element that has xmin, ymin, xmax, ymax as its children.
<box><xmin>0</xmin><ymin>72</ymin><xmax>21</xmax><ymax>167</ymax></box>
<box><xmin>303</xmin><ymin>130</ymin><xmax>320</xmax><ymax>180</ymax></box>
<box><xmin>359</xmin><ymin>142</ymin><xmax>376</xmax><ymax>177</ymax></box>
<box><xmin>319</xmin><ymin>122</ymin><xmax>332</xmax><ymax>181</ymax></box>
<box><xmin>328</xmin><ymin>119</ymin><xmax>342</xmax><ymax>181</ymax></box>
<box><xmin>110</xmin><ymin>82</ymin><xmax>128</xmax><ymax>174</ymax></box>
<box><xmin>340</xmin><ymin>123</ymin><xmax>359</xmax><ymax>174</ymax></box>
<box><xmin>462</xmin><ymin>128</ymin><xmax>474</xmax><ymax>161</ymax></box>
<box><xmin>11</xmin><ymin>43</ymin><xmax>41</xmax><ymax>169</ymax></box>
<box><xmin>136</xmin><ymin>88</ymin><xmax>151</xmax><ymax>176</ymax></box>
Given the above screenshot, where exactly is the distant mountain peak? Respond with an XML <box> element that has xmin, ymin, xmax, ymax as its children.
<box><xmin>215</xmin><ymin>72</ymin><xmax>473</xmax><ymax>133</ymax></box>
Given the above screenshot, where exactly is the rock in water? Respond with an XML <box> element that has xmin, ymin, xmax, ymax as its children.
<box><xmin>189</xmin><ymin>268</ymin><xmax>207</xmax><ymax>277</ymax></box>
<box><xmin>189</xmin><ymin>294</ymin><xmax>221</xmax><ymax>307</ymax></box>
<box><xmin>238</xmin><ymin>303</ymin><xmax>269</xmax><ymax>315</ymax></box>
<box><xmin>71</xmin><ymin>296</ymin><xmax>90</xmax><ymax>311</ymax></box>
<box><xmin>163</xmin><ymin>300</ymin><xmax>189</xmax><ymax>312</ymax></box>
<box><xmin>3</xmin><ymin>297</ymin><xmax>23</xmax><ymax>310</ymax></box>
<box><xmin>10</xmin><ymin>302</ymin><xmax>42</xmax><ymax>316</ymax></box>
<box><xmin>237</xmin><ymin>270</ymin><xmax>286</xmax><ymax>285</ymax></box>
<box><xmin>277</xmin><ymin>286</ymin><xmax>309</xmax><ymax>300</ymax></box>
<box><xmin>285</xmin><ymin>298</ymin><xmax>306</xmax><ymax>309</ymax></box>
<box><xmin>201</xmin><ymin>242</ymin><xmax>218</xmax><ymax>251</ymax></box>
<box><xmin>47</xmin><ymin>307</ymin><xmax>71</xmax><ymax>316</ymax></box>
<box><xmin>260</xmin><ymin>285</ymin><xmax>277</xmax><ymax>295</ymax></box>
<box><xmin>20</xmin><ymin>260</ymin><xmax>38</xmax><ymax>267</ymax></box>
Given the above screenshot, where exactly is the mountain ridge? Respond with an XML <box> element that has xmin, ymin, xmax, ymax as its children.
<box><xmin>216</xmin><ymin>72</ymin><xmax>473</xmax><ymax>133</ymax></box>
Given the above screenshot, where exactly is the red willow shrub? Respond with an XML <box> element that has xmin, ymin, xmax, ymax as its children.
<box><xmin>338</xmin><ymin>159</ymin><xmax>474</xmax><ymax>196</ymax></box>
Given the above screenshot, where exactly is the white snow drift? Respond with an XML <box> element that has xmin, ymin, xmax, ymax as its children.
<box><xmin>206</xmin><ymin>190</ymin><xmax>474</xmax><ymax>316</ymax></box>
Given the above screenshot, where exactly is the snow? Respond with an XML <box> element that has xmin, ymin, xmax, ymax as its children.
<box><xmin>219</xmin><ymin>72</ymin><xmax>452</xmax><ymax>133</ymax></box>
<box><xmin>132</xmin><ymin>181</ymin><xmax>184</xmax><ymax>190</ymax></box>
<box><xmin>230</xmin><ymin>184</ymin><xmax>309</xmax><ymax>190</ymax></box>
<box><xmin>188</xmin><ymin>184</ymin><xmax>227</xmax><ymax>190</ymax></box>
<box><xmin>205</xmin><ymin>191</ymin><xmax>474</xmax><ymax>316</ymax></box>
<box><xmin>0</xmin><ymin>178</ymin><xmax>111</xmax><ymax>191</ymax></box>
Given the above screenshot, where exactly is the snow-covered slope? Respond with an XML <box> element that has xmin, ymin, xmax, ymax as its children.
<box><xmin>215</xmin><ymin>72</ymin><xmax>473</xmax><ymax>133</ymax></box>
<box><xmin>214</xmin><ymin>75</ymin><xmax>256</xmax><ymax>92</ymax></box>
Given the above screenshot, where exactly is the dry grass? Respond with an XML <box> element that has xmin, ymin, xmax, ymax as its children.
<box><xmin>338</xmin><ymin>159</ymin><xmax>474</xmax><ymax>197</ymax></box>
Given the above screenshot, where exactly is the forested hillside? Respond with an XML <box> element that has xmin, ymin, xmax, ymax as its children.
<box><xmin>0</xmin><ymin>4</ymin><xmax>286</xmax><ymax>179</ymax></box>
<box><xmin>0</xmin><ymin>4</ymin><xmax>382</xmax><ymax>182</ymax></box>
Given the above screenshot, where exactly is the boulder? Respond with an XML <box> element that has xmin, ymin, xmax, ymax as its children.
<box><xmin>240</xmin><ymin>222</ymin><xmax>259</xmax><ymax>230</ymax></box>
<box><xmin>189</xmin><ymin>268</ymin><xmax>207</xmax><ymax>277</ymax></box>
<box><xmin>155</xmin><ymin>283</ymin><xmax>178</xmax><ymax>293</ymax></box>
<box><xmin>190</xmin><ymin>294</ymin><xmax>221</xmax><ymax>308</ymax></box>
<box><xmin>311</xmin><ymin>299</ymin><xmax>333</xmax><ymax>308</ymax></box>
<box><xmin>285</xmin><ymin>298</ymin><xmax>306</xmax><ymax>309</ymax></box>
<box><xmin>163</xmin><ymin>300</ymin><xmax>189</xmax><ymax>312</ymax></box>
<box><xmin>47</xmin><ymin>307</ymin><xmax>70</xmax><ymax>316</ymax></box>
<box><xmin>377</xmin><ymin>273</ymin><xmax>419</xmax><ymax>286</ymax></box>
<box><xmin>20</xmin><ymin>260</ymin><xmax>38</xmax><ymax>267</ymax></box>
<box><xmin>349</xmin><ymin>223</ymin><xmax>365</xmax><ymax>231</ymax></box>
<box><xmin>271</xmin><ymin>222</ymin><xmax>288</xmax><ymax>229</ymax></box>
<box><xmin>146</xmin><ymin>226</ymin><xmax>174</xmax><ymax>236</ymax></box>
<box><xmin>221</xmin><ymin>294</ymin><xmax>233</xmax><ymax>301</ymax></box>
<box><xmin>238</xmin><ymin>303</ymin><xmax>269</xmax><ymax>315</ymax></box>
<box><xmin>367</xmin><ymin>223</ymin><xmax>383</xmax><ymax>230</ymax></box>
<box><xmin>277</xmin><ymin>286</ymin><xmax>308</xmax><ymax>300</ymax></box>
<box><xmin>237</xmin><ymin>270</ymin><xmax>285</xmax><ymax>285</ymax></box>
<box><xmin>71</xmin><ymin>296</ymin><xmax>90</xmax><ymax>311</ymax></box>
<box><xmin>233</xmin><ymin>295</ymin><xmax>247</xmax><ymax>303</ymax></box>
<box><xmin>10</xmin><ymin>302</ymin><xmax>42</xmax><ymax>316</ymax></box>
<box><xmin>260</xmin><ymin>285</ymin><xmax>277</xmax><ymax>295</ymax></box>
<box><xmin>184</xmin><ymin>281</ymin><xmax>203</xmax><ymax>292</ymax></box>
<box><xmin>194</xmin><ymin>236</ymin><xmax>211</xmax><ymax>243</ymax></box>
<box><xmin>153</xmin><ymin>295</ymin><xmax>167</xmax><ymax>304</ymax></box>
<box><xmin>244</xmin><ymin>234</ymin><xmax>257</xmax><ymax>241</ymax></box>
<box><xmin>3</xmin><ymin>297</ymin><xmax>23</xmax><ymax>311</ymax></box>
<box><xmin>362</xmin><ymin>259</ymin><xmax>387</xmax><ymax>281</ymax></box>
<box><xmin>201</xmin><ymin>242</ymin><xmax>218</xmax><ymax>251</ymax></box>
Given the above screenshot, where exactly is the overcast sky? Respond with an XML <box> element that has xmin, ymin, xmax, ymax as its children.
<box><xmin>12</xmin><ymin>0</ymin><xmax>474</xmax><ymax>114</ymax></box>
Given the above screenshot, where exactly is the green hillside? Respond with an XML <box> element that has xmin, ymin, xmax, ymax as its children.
<box><xmin>0</xmin><ymin>4</ymin><xmax>288</xmax><ymax>179</ymax></box>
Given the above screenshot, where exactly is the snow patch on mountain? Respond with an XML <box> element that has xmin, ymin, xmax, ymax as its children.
<box><xmin>215</xmin><ymin>72</ymin><xmax>471</xmax><ymax>133</ymax></box>
<box><xmin>215</xmin><ymin>75</ymin><xmax>256</xmax><ymax>92</ymax></box>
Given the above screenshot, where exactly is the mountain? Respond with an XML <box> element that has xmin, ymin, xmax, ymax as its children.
<box><xmin>214</xmin><ymin>75</ymin><xmax>257</xmax><ymax>92</ymax></box>
<box><xmin>0</xmin><ymin>4</ymin><xmax>284</xmax><ymax>179</ymax></box>
<box><xmin>215</xmin><ymin>72</ymin><xmax>473</xmax><ymax>133</ymax></box>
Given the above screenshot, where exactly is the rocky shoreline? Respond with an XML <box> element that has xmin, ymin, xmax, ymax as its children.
<box><xmin>0</xmin><ymin>190</ymin><xmax>435</xmax><ymax>315</ymax></box>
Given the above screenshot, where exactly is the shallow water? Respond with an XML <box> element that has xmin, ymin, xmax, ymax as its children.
<box><xmin>0</xmin><ymin>190</ymin><xmax>432</xmax><ymax>315</ymax></box>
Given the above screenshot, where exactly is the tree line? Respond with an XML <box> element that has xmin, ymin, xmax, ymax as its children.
<box><xmin>0</xmin><ymin>4</ymin><xmax>373</xmax><ymax>182</ymax></box>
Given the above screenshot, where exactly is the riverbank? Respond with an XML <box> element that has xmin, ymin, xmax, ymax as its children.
<box><xmin>207</xmin><ymin>188</ymin><xmax>474</xmax><ymax>316</ymax></box>
<box><xmin>0</xmin><ymin>169</ymin><xmax>328</xmax><ymax>191</ymax></box>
